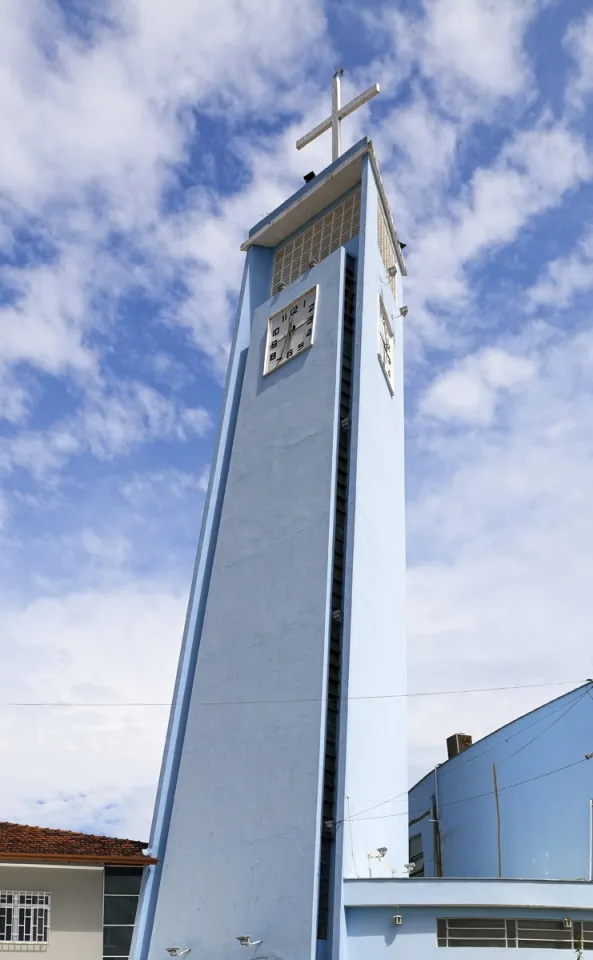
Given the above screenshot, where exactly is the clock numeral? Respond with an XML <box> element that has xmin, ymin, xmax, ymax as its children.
<box><xmin>289</xmin><ymin>305</ymin><xmax>299</xmax><ymax>317</ymax></box>
<box><xmin>306</xmin><ymin>328</ymin><xmax>312</xmax><ymax>337</ymax></box>
<box><xmin>307</xmin><ymin>317</ymin><xmax>313</xmax><ymax>325</ymax></box>
<box><xmin>273</xmin><ymin>327</ymin><xmax>280</xmax><ymax>336</ymax></box>
<box><xmin>308</xmin><ymin>303</ymin><xmax>315</xmax><ymax>314</ymax></box>
<box><xmin>282</xmin><ymin>313</ymin><xmax>287</xmax><ymax>322</ymax></box>
<box><xmin>269</xmin><ymin>352</ymin><xmax>276</xmax><ymax>361</ymax></box>
<box><xmin>297</xmin><ymin>342</ymin><xmax>304</xmax><ymax>350</ymax></box>
<box><xmin>287</xmin><ymin>349</ymin><xmax>293</xmax><ymax>358</ymax></box>
<box><xmin>271</xmin><ymin>339</ymin><xmax>278</xmax><ymax>348</ymax></box>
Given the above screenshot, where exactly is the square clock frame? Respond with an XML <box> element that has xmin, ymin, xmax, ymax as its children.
<box><xmin>264</xmin><ymin>286</ymin><xmax>319</xmax><ymax>376</ymax></box>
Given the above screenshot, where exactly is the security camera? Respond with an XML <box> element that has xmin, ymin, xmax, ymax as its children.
<box><xmin>563</xmin><ymin>919</ymin><xmax>573</xmax><ymax>930</ymax></box>
<box><xmin>236</xmin><ymin>936</ymin><xmax>263</xmax><ymax>948</ymax></box>
<box><xmin>404</xmin><ymin>863</ymin><xmax>415</xmax><ymax>873</ymax></box>
<box><xmin>377</xmin><ymin>847</ymin><xmax>388</xmax><ymax>858</ymax></box>
<box><xmin>387</xmin><ymin>266</ymin><xmax>397</xmax><ymax>278</ymax></box>
<box><xmin>166</xmin><ymin>949</ymin><xmax>191</xmax><ymax>957</ymax></box>
<box><xmin>400</xmin><ymin>305</ymin><xmax>409</xmax><ymax>318</ymax></box>
<box><xmin>393</xmin><ymin>915</ymin><xmax>403</xmax><ymax>925</ymax></box>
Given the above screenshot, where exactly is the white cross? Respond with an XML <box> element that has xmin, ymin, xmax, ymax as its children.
<box><xmin>296</xmin><ymin>68</ymin><xmax>380</xmax><ymax>163</ymax></box>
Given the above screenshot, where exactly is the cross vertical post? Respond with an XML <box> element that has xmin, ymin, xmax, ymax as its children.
<box><xmin>332</xmin><ymin>68</ymin><xmax>343</xmax><ymax>163</ymax></box>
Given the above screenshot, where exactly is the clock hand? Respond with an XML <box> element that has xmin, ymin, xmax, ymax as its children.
<box><xmin>278</xmin><ymin>320</ymin><xmax>294</xmax><ymax>361</ymax></box>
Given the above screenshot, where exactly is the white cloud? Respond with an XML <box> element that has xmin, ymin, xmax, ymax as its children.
<box><xmin>197</xmin><ymin>465</ymin><xmax>210</xmax><ymax>493</ymax></box>
<box><xmin>421</xmin><ymin>347</ymin><xmax>537</xmax><ymax>425</ymax></box>
<box><xmin>564</xmin><ymin>10</ymin><xmax>593</xmax><ymax>108</ymax></box>
<box><xmin>0</xmin><ymin>0</ymin><xmax>330</xmax><ymax>384</ymax></box>
<box><xmin>422</xmin><ymin>0</ymin><xmax>536</xmax><ymax>101</ymax></box>
<box><xmin>526</xmin><ymin>227</ymin><xmax>593</xmax><ymax>310</ymax></box>
<box><xmin>0</xmin><ymin>582</ymin><xmax>184</xmax><ymax>837</ymax></box>
<box><xmin>80</xmin><ymin>528</ymin><xmax>130</xmax><ymax>565</ymax></box>
<box><xmin>408</xmin><ymin>327</ymin><xmax>593</xmax><ymax>781</ymax></box>
<box><xmin>0</xmin><ymin>369</ymin><xmax>31</xmax><ymax>424</ymax></box>
<box><xmin>121</xmin><ymin>468</ymin><xmax>202</xmax><ymax>504</ymax></box>
<box><xmin>0</xmin><ymin>382</ymin><xmax>211</xmax><ymax>479</ymax></box>
<box><xmin>371</xmin><ymin>0</ymin><xmax>538</xmax><ymax>120</ymax></box>
<box><xmin>408</xmin><ymin>124</ymin><xmax>590</xmax><ymax>319</ymax></box>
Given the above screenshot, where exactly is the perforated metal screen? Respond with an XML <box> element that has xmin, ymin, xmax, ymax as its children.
<box><xmin>271</xmin><ymin>189</ymin><xmax>361</xmax><ymax>293</ymax></box>
<box><xmin>378</xmin><ymin>200</ymin><xmax>397</xmax><ymax>299</ymax></box>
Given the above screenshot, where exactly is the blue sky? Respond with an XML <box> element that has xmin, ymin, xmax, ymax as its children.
<box><xmin>1</xmin><ymin>0</ymin><xmax>593</xmax><ymax>840</ymax></box>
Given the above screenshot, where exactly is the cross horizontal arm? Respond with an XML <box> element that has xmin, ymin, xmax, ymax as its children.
<box><xmin>296</xmin><ymin>114</ymin><xmax>333</xmax><ymax>152</ymax></box>
<box><xmin>337</xmin><ymin>83</ymin><xmax>380</xmax><ymax>121</ymax></box>
<box><xmin>296</xmin><ymin>83</ymin><xmax>380</xmax><ymax>154</ymax></box>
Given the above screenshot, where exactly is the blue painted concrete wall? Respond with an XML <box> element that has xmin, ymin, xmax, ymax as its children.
<box><xmin>408</xmin><ymin>683</ymin><xmax>593</xmax><ymax>880</ymax></box>
<box><xmin>144</xmin><ymin>248</ymin><xmax>347</xmax><ymax>960</ymax></box>
<box><xmin>345</xmin><ymin>878</ymin><xmax>593</xmax><ymax>960</ymax></box>
<box><xmin>336</xmin><ymin>154</ymin><xmax>408</xmax><ymax>885</ymax></box>
<box><xmin>346</xmin><ymin>905</ymin><xmax>593</xmax><ymax>960</ymax></box>
<box><xmin>132</xmin><ymin>245</ymin><xmax>273</xmax><ymax>960</ymax></box>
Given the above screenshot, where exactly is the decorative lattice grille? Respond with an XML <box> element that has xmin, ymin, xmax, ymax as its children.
<box><xmin>377</xmin><ymin>200</ymin><xmax>397</xmax><ymax>299</ymax></box>
<box><xmin>0</xmin><ymin>891</ymin><xmax>50</xmax><ymax>944</ymax></box>
<box><xmin>272</xmin><ymin>189</ymin><xmax>361</xmax><ymax>293</ymax></box>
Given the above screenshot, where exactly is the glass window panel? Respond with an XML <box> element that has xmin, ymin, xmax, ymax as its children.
<box><xmin>409</xmin><ymin>834</ymin><xmax>423</xmax><ymax>858</ymax></box>
<box><xmin>103</xmin><ymin>924</ymin><xmax>134</xmax><ymax>956</ymax></box>
<box><xmin>104</xmin><ymin>867</ymin><xmax>143</xmax><ymax>895</ymax></box>
<box><xmin>103</xmin><ymin>895</ymin><xmax>139</xmax><ymax>926</ymax></box>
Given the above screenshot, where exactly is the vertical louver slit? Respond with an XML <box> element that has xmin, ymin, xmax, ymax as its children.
<box><xmin>317</xmin><ymin>254</ymin><xmax>356</xmax><ymax>940</ymax></box>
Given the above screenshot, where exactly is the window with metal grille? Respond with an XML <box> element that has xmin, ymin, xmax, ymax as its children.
<box><xmin>271</xmin><ymin>189</ymin><xmax>361</xmax><ymax>293</ymax></box>
<box><xmin>0</xmin><ymin>890</ymin><xmax>50</xmax><ymax>944</ymax></box>
<box><xmin>377</xmin><ymin>200</ymin><xmax>397</xmax><ymax>299</ymax></box>
<box><xmin>409</xmin><ymin>833</ymin><xmax>424</xmax><ymax>877</ymax></box>
<box><xmin>437</xmin><ymin>918</ymin><xmax>591</xmax><ymax>949</ymax></box>
<box><xmin>103</xmin><ymin>866</ymin><xmax>143</xmax><ymax>959</ymax></box>
<box><xmin>574</xmin><ymin>921</ymin><xmax>593</xmax><ymax>950</ymax></box>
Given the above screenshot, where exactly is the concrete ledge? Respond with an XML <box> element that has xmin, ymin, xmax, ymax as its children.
<box><xmin>343</xmin><ymin>878</ymin><xmax>593</xmax><ymax>911</ymax></box>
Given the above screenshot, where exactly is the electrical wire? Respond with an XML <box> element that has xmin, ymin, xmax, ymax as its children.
<box><xmin>343</xmin><ymin>684</ymin><xmax>593</xmax><ymax>823</ymax></box>
<box><xmin>496</xmin><ymin>686</ymin><xmax>591</xmax><ymax>768</ymax></box>
<box><xmin>0</xmin><ymin>678</ymin><xmax>583</xmax><ymax>707</ymax></box>
<box><xmin>345</xmin><ymin>755</ymin><xmax>591</xmax><ymax>825</ymax></box>
<box><xmin>346</xmin><ymin>795</ymin><xmax>360</xmax><ymax>878</ymax></box>
<box><xmin>438</xmin><ymin>682</ymin><xmax>592</xmax><ymax>780</ymax></box>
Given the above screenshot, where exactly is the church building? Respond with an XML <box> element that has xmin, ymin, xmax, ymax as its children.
<box><xmin>409</xmin><ymin>681</ymin><xmax>593</xmax><ymax>882</ymax></box>
<box><xmin>131</xmin><ymin>74</ymin><xmax>593</xmax><ymax>960</ymax></box>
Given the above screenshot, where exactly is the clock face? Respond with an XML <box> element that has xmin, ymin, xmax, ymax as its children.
<box><xmin>264</xmin><ymin>287</ymin><xmax>318</xmax><ymax>376</ymax></box>
<box><xmin>378</xmin><ymin>295</ymin><xmax>395</xmax><ymax>394</ymax></box>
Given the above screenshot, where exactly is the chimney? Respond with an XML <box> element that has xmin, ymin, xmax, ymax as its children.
<box><xmin>446</xmin><ymin>733</ymin><xmax>473</xmax><ymax>760</ymax></box>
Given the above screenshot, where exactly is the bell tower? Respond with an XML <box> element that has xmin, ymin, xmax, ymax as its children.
<box><xmin>133</xmin><ymin>76</ymin><xmax>408</xmax><ymax>960</ymax></box>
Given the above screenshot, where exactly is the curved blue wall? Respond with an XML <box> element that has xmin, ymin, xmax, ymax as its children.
<box><xmin>409</xmin><ymin>683</ymin><xmax>593</xmax><ymax>880</ymax></box>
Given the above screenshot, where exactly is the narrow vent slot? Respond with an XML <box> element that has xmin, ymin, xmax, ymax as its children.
<box><xmin>317</xmin><ymin>254</ymin><xmax>356</xmax><ymax>940</ymax></box>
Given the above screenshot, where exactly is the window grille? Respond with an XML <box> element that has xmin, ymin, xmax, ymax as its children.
<box><xmin>437</xmin><ymin>918</ymin><xmax>593</xmax><ymax>949</ymax></box>
<box><xmin>0</xmin><ymin>891</ymin><xmax>50</xmax><ymax>944</ymax></box>
<box><xmin>574</xmin><ymin>922</ymin><xmax>593</xmax><ymax>951</ymax></box>
<box><xmin>377</xmin><ymin>200</ymin><xmax>397</xmax><ymax>299</ymax></box>
<box><xmin>271</xmin><ymin>189</ymin><xmax>361</xmax><ymax>293</ymax></box>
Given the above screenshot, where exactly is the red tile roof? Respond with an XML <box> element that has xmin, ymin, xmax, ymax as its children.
<box><xmin>0</xmin><ymin>821</ymin><xmax>157</xmax><ymax>865</ymax></box>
